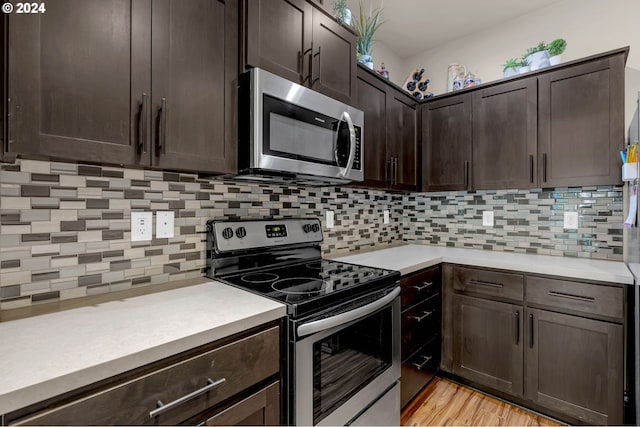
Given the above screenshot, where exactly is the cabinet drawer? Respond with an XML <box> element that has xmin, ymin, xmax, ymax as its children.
<box><xmin>453</xmin><ymin>266</ymin><xmax>524</xmax><ymax>302</ymax></box>
<box><xmin>14</xmin><ymin>326</ymin><xmax>280</xmax><ymax>426</ymax></box>
<box><xmin>402</xmin><ymin>295</ymin><xmax>440</xmax><ymax>360</ymax></box>
<box><xmin>527</xmin><ymin>276</ymin><xmax>623</xmax><ymax>320</ymax></box>
<box><xmin>401</xmin><ymin>265</ymin><xmax>441</xmax><ymax>309</ymax></box>
<box><xmin>401</xmin><ymin>336</ymin><xmax>440</xmax><ymax>408</ymax></box>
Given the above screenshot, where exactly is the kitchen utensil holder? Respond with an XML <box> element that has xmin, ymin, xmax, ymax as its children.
<box><xmin>622</xmin><ymin>162</ymin><xmax>639</xmax><ymax>181</ymax></box>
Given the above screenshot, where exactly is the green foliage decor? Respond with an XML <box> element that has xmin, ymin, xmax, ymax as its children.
<box><xmin>503</xmin><ymin>58</ymin><xmax>519</xmax><ymax>71</ymax></box>
<box><xmin>353</xmin><ymin>1</ymin><xmax>384</xmax><ymax>57</ymax></box>
<box><xmin>332</xmin><ymin>0</ymin><xmax>348</xmax><ymax>23</ymax></box>
<box><xmin>547</xmin><ymin>38</ymin><xmax>567</xmax><ymax>56</ymax></box>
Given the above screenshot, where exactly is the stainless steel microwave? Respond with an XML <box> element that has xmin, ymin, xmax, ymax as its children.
<box><xmin>236</xmin><ymin>68</ymin><xmax>364</xmax><ymax>185</ymax></box>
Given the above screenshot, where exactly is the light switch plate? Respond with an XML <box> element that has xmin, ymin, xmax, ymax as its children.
<box><xmin>326</xmin><ymin>211</ymin><xmax>335</xmax><ymax>229</ymax></box>
<box><xmin>564</xmin><ymin>211</ymin><xmax>579</xmax><ymax>229</ymax></box>
<box><xmin>383</xmin><ymin>210</ymin><xmax>390</xmax><ymax>224</ymax></box>
<box><xmin>156</xmin><ymin>211</ymin><xmax>175</xmax><ymax>238</ymax></box>
<box><xmin>131</xmin><ymin>211</ymin><xmax>152</xmax><ymax>242</ymax></box>
<box><xmin>482</xmin><ymin>211</ymin><xmax>494</xmax><ymax>227</ymax></box>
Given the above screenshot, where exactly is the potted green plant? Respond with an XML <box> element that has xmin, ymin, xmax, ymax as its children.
<box><xmin>332</xmin><ymin>0</ymin><xmax>351</xmax><ymax>26</ymax></box>
<box><xmin>525</xmin><ymin>41</ymin><xmax>550</xmax><ymax>71</ymax></box>
<box><xmin>518</xmin><ymin>57</ymin><xmax>531</xmax><ymax>74</ymax></box>
<box><xmin>353</xmin><ymin>0</ymin><xmax>384</xmax><ymax>70</ymax></box>
<box><xmin>502</xmin><ymin>58</ymin><xmax>519</xmax><ymax>77</ymax></box>
<box><xmin>547</xmin><ymin>38</ymin><xmax>567</xmax><ymax>65</ymax></box>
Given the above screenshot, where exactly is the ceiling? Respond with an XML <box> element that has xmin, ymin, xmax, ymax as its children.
<box><xmin>344</xmin><ymin>0</ymin><xmax>564</xmax><ymax>59</ymax></box>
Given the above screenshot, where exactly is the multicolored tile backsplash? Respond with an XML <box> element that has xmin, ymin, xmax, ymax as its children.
<box><xmin>0</xmin><ymin>159</ymin><xmax>625</xmax><ymax>310</ymax></box>
<box><xmin>403</xmin><ymin>188</ymin><xmax>623</xmax><ymax>259</ymax></box>
<box><xmin>0</xmin><ymin>159</ymin><xmax>402</xmax><ymax>310</ymax></box>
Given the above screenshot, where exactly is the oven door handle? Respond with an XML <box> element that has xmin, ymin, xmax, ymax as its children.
<box><xmin>336</xmin><ymin>111</ymin><xmax>356</xmax><ymax>178</ymax></box>
<box><xmin>297</xmin><ymin>286</ymin><xmax>400</xmax><ymax>338</ymax></box>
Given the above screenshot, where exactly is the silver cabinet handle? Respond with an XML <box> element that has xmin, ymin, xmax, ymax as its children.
<box><xmin>412</xmin><ymin>355</ymin><xmax>432</xmax><ymax>371</ymax></box>
<box><xmin>149</xmin><ymin>377</ymin><xmax>226</xmax><ymax>418</ymax></box>
<box><xmin>412</xmin><ymin>281</ymin><xmax>432</xmax><ymax>291</ymax></box>
<box><xmin>547</xmin><ymin>291</ymin><xmax>595</xmax><ymax>303</ymax></box>
<box><xmin>297</xmin><ymin>287</ymin><xmax>400</xmax><ymax>338</ymax></box>
<box><xmin>156</xmin><ymin>97</ymin><xmax>167</xmax><ymax>154</ymax></box>
<box><xmin>138</xmin><ymin>93</ymin><xmax>149</xmax><ymax>153</ymax></box>
<box><xmin>468</xmin><ymin>279</ymin><xmax>503</xmax><ymax>289</ymax></box>
<box><xmin>410</xmin><ymin>310</ymin><xmax>434</xmax><ymax>322</ymax></box>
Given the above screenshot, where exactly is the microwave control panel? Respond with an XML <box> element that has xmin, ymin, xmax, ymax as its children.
<box><xmin>353</xmin><ymin>126</ymin><xmax>362</xmax><ymax>170</ymax></box>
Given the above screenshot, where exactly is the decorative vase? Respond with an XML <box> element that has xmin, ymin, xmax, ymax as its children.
<box><xmin>503</xmin><ymin>67</ymin><xmax>518</xmax><ymax>78</ymax></box>
<box><xmin>518</xmin><ymin>65</ymin><xmax>531</xmax><ymax>74</ymax></box>
<box><xmin>527</xmin><ymin>50</ymin><xmax>550</xmax><ymax>71</ymax></box>
<box><xmin>342</xmin><ymin>8</ymin><xmax>352</xmax><ymax>25</ymax></box>
<box><xmin>549</xmin><ymin>54</ymin><xmax>562</xmax><ymax>66</ymax></box>
<box><xmin>359</xmin><ymin>54</ymin><xmax>374</xmax><ymax>70</ymax></box>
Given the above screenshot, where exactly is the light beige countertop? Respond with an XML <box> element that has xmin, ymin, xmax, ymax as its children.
<box><xmin>0</xmin><ymin>279</ymin><xmax>286</xmax><ymax>415</ymax></box>
<box><xmin>336</xmin><ymin>244</ymin><xmax>634</xmax><ymax>284</ymax></box>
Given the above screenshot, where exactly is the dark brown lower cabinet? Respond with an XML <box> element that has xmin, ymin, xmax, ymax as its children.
<box><xmin>8</xmin><ymin>324</ymin><xmax>281</xmax><ymax>426</ymax></box>
<box><xmin>442</xmin><ymin>264</ymin><xmax>626</xmax><ymax>425</ymax></box>
<box><xmin>451</xmin><ymin>294</ymin><xmax>523</xmax><ymax>397</ymax></box>
<box><xmin>525</xmin><ymin>308</ymin><xmax>623</xmax><ymax>425</ymax></box>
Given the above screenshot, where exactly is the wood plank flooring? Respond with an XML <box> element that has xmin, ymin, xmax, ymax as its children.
<box><xmin>401</xmin><ymin>377</ymin><xmax>563</xmax><ymax>426</ymax></box>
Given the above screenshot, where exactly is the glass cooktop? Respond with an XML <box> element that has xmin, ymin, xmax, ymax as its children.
<box><xmin>218</xmin><ymin>258</ymin><xmax>399</xmax><ymax>317</ymax></box>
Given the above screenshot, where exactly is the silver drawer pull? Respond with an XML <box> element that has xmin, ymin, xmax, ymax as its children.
<box><xmin>547</xmin><ymin>291</ymin><xmax>595</xmax><ymax>303</ymax></box>
<box><xmin>412</xmin><ymin>281</ymin><xmax>433</xmax><ymax>291</ymax></box>
<box><xmin>469</xmin><ymin>279</ymin><xmax>503</xmax><ymax>289</ymax></box>
<box><xmin>410</xmin><ymin>310</ymin><xmax>434</xmax><ymax>322</ymax></box>
<box><xmin>412</xmin><ymin>355</ymin><xmax>433</xmax><ymax>371</ymax></box>
<box><xmin>149</xmin><ymin>377</ymin><xmax>226</xmax><ymax>418</ymax></box>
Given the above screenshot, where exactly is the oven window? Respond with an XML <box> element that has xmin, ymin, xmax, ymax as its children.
<box><xmin>312</xmin><ymin>306</ymin><xmax>392</xmax><ymax>424</ymax></box>
<box><xmin>270</xmin><ymin>113</ymin><xmax>335</xmax><ymax>162</ymax></box>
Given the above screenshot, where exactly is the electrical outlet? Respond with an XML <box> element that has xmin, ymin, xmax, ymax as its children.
<box><xmin>326</xmin><ymin>211</ymin><xmax>335</xmax><ymax>229</ymax></box>
<box><xmin>156</xmin><ymin>211</ymin><xmax>175</xmax><ymax>238</ymax></box>
<box><xmin>564</xmin><ymin>211</ymin><xmax>579</xmax><ymax>229</ymax></box>
<box><xmin>482</xmin><ymin>211</ymin><xmax>494</xmax><ymax>227</ymax></box>
<box><xmin>383</xmin><ymin>210</ymin><xmax>390</xmax><ymax>224</ymax></box>
<box><xmin>131</xmin><ymin>211</ymin><xmax>153</xmax><ymax>241</ymax></box>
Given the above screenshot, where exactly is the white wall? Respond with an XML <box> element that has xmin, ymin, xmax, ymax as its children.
<box><xmin>401</xmin><ymin>0</ymin><xmax>640</xmax><ymax>133</ymax></box>
<box><xmin>369</xmin><ymin>41</ymin><xmax>406</xmax><ymax>86</ymax></box>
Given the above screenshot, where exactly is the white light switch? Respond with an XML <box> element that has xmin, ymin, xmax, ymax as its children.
<box><xmin>326</xmin><ymin>211</ymin><xmax>335</xmax><ymax>229</ymax></box>
<box><xmin>564</xmin><ymin>211</ymin><xmax>579</xmax><ymax>229</ymax></box>
<box><xmin>383</xmin><ymin>210</ymin><xmax>390</xmax><ymax>224</ymax></box>
<box><xmin>156</xmin><ymin>211</ymin><xmax>175</xmax><ymax>238</ymax></box>
<box><xmin>482</xmin><ymin>211</ymin><xmax>494</xmax><ymax>227</ymax></box>
<box><xmin>131</xmin><ymin>211</ymin><xmax>153</xmax><ymax>242</ymax></box>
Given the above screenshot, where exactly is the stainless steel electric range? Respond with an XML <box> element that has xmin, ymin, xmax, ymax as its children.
<box><xmin>206</xmin><ymin>218</ymin><xmax>401</xmax><ymax>426</ymax></box>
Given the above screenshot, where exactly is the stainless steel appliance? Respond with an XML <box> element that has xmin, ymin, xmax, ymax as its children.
<box><xmin>206</xmin><ymin>218</ymin><xmax>400</xmax><ymax>426</ymax></box>
<box><xmin>237</xmin><ymin>68</ymin><xmax>364</xmax><ymax>185</ymax></box>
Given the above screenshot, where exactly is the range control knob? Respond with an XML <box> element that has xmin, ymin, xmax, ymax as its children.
<box><xmin>311</xmin><ymin>223</ymin><xmax>320</xmax><ymax>233</ymax></box>
<box><xmin>221</xmin><ymin>227</ymin><xmax>234</xmax><ymax>240</ymax></box>
<box><xmin>235</xmin><ymin>226</ymin><xmax>247</xmax><ymax>238</ymax></box>
<box><xmin>302</xmin><ymin>224</ymin><xmax>312</xmax><ymax>233</ymax></box>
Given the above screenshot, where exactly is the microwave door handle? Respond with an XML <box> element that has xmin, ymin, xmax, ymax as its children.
<box><xmin>337</xmin><ymin>111</ymin><xmax>356</xmax><ymax>178</ymax></box>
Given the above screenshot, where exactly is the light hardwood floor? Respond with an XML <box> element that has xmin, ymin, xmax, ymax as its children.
<box><xmin>401</xmin><ymin>377</ymin><xmax>563</xmax><ymax>426</ymax></box>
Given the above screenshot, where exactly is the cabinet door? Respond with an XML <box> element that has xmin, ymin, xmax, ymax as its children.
<box><xmin>538</xmin><ymin>54</ymin><xmax>625</xmax><ymax>187</ymax></box>
<box><xmin>472</xmin><ymin>78</ymin><xmax>537</xmax><ymax>190</ymax></box>
<box><xmin>310</xmin><ymin>8</ymin><xmax>356</xmax><ymax>104</ymax></box>
<box><xmin>243</xmin><ymin>0</ymin><xmax>312</xmax><ymax>84</ymax></box>
<box><xmin>151</xmin><ymin>0</ymin><xmax>237</xmax><ymax>174</ymax></box>
<box><xmin>421</xmin><ymin>94</ymin><xmax>472</xmax><ymax>192</ymax></box>
<box><xmin>452</xmin><ymin>294</ymin><xmax>523</xmax><ymax>397</ymax></box>
<box><xmin>355</xmin><ymin>69</ymin><xmax>388</xmax><ymax>188</ymax></box>
<box><xmin>387</xmin><ymin>90</ymin><xmax>418</xmax><ymax>191</ymax></box>
<box><xmin>8</xmin><ymin>0</ymin><xmax>151</xmax><ymax>166</ymax></box>
<box><xmin>525</xmin><ymin>308</ymin><xmax>623</xmax><ymax>425</ymax></box>
<box><xmin>206</xmin><ymin>381</ymin><xmax>280</xmax><ymax>426</ymax></box>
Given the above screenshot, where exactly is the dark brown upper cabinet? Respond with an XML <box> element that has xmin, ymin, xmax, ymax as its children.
<box><xmin>242</xmin><ymin>0</ymin><xmax>312</xmax><ymax>84</ymax></box>
<box><xmin>354</xmin><ymin>66</ymin><xmax>418</xmax><ymax>191</ymax></box>
<box><xmin>151</xmin><ymin>0</ymin><xmax>237</xmax><ymax>174</ymax></box>
<box><xmin>242</xmin><ymin>0</ymin><xmax>356</xmax><ymax>104</ymax></box>
<box><xmin>421</xmin><ymin>93</ymin><xmax>472</xmax><ymax>192</ymax></box>
<box><xmin>472</xmin><ymin>78</ymin><xmax>537</xmax><ymax>190</ymax></box>
<box><xmin>6</xmin><ymin>0</ymin><xmax>237</xmax><ymax>174</ymax></box>
<box><xmin>7</xmin><ymin>0</ymin><xmax>151</xmax><ymax>166</ymax></box>
<box><xmin>538</xmin><ymin>53</ymin><xmax>625</xmax><ymax>187</ymax></box>
<box><xmin>421</xmin><ymin>47</ymin><xmax>627</xmax><ymax>192</ymax></box>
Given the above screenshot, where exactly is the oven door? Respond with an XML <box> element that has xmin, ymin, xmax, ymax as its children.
<box><xmin>295</xmin><ymin>287</ymin><xmax>401</xmax><ymax>426</ymax></box>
